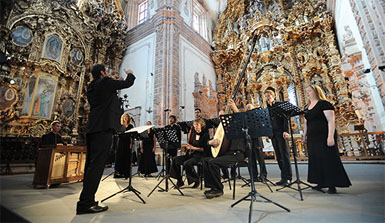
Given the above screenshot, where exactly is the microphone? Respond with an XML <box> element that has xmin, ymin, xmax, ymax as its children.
<box><xmin>164</xmin><ymin>109</ymin><xmax>170</xmax><ymax>112</ymax></box>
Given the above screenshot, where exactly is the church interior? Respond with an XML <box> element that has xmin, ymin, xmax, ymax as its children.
<box><xmin>0</xmin><ymin>0</ymin><xmax>384</xmax><ymax>222</ymax></box>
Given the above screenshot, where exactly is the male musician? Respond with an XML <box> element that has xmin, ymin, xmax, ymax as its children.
<box><xmin>40</xmin><ymin>120</ymin><xmax>64</xmax><ymax>147</ymax></box>
<box><xmin>165</xmin><ymin>115</ymin><xmax>181</xmax><ymax>173</ymax></box>
<box><xmin>264</xmin><ymin>88</ymin><xmax>292</xmax><ymax>186</ymax></box>
<box><xmin>194</xmin><ymin>108</ymin><xmax>202</xmax><ymax>119</ymax></box>
<box><xmin>76</xmin><ymin>64</ymin><xmax>135</xmax><ymax>215</ymax></box>
<box><xmin>203</xmin><ymin>100</ymin><xmax>246</xmax><ymax>199</ymax></box>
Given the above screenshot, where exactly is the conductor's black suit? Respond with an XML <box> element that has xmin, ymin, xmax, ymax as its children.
<box><xmin>77</xmin><ymin>73</ymin><xmax>135</xmax><ymax>211</ymax></box>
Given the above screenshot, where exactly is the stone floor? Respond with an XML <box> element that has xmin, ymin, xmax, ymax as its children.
<box><xmin>0</xmin><ymin>163</ymin><xmax>384</xmax><ymax>223</ymax></box>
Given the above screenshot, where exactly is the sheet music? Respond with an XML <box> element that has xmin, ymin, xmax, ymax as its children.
<box><xmin>126</xmin><ymin>125</ymin><xmax>155</xmax><ymax>134</ymax></box>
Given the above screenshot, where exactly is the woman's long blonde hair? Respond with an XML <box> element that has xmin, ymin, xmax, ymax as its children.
<box><xmin>305</xmin><ymin>84</ymin><xmax>329</xmax><ymax>109</ymax></box>
<box><xmin>309</xmin><ymin>84</ymin><xmax>328</xmax><ymax>101</ymax></box>
<box><xmin>120</xmin><ymin>113</ymin><xmax>132</xmax><ymax>126</ymax></box>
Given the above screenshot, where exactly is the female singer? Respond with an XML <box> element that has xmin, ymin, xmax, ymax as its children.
<box><xmin>169</xmin><ymin>118</ymin><xmax>210</xmax><ymax>188</ymax></box>
<box><xmin>303</xmin><ymin>85</ymin><xmax>351</xmax><ymax>194</ymax></box>
<box><xmin>138</xmin><ymin>121</ymin><xmax>158</xmax><ymax>177</ymax></box>
<box><xmin>114</xmin><ymin>113</ymin><xmax>134</xmax><ymax>178</ymax></box>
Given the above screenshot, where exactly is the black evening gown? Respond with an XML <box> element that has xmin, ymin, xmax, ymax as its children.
<box><xmin>115</xmin><ymin>124</ymin><xmax>134</xmax><ymax>177</ymax></box>
<box><xmin>138</xmin><ymin>129</ymin><xmax>158</xmax><ymax>175</ymax></box>
<box><xmin>305</xmin><ymin>100</ymin><xmax>351</xmax><ymax>188</ymax></box>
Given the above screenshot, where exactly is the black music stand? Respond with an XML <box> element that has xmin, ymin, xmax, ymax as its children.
<box><xmin>101</xmin><ymin>126</ymin><xmax>152</xmax><ymax>204</ymax></box>
<box><xmin>269</xmin><ymin>101</ymin><xmax>312</xmax><ymax>201</ymax></box>
<box><xmin>221</xmin><ymin>109</ymin><xmax>290</xmax><ymax>223</ymax></box>
<box><xmin>147</xmin><ymin>127</ymin><xmax>184</xmax><ymax>197</ymax></box>
<box><xmin>153</xmin><ymin>128</ymin><xmax>167</xmax><ymax>179</ymax></box>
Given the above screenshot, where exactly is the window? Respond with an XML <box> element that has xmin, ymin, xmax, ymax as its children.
<box><xmin>193</xmin><ymin>12</ymin><xmax>199</xmax><ymax>32</ymax></box>
<box><xmin>138</xmin><ymin>1</ymin><xmax>148</xmax><ymax>24</ymax></box>
<box><xmin>192</xmin><ymin>0</ymin><xmax>209</xmax><ymax>41</ymax></box>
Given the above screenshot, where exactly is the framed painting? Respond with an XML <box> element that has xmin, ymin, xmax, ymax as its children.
<box><xmin>62</xmin><ymin>98</ymin><xmax>75</xmax><ymax>118</ymax></box>
<box><xmin>21</xmin><ymin>74</ymin><xmax>57</xmax><ymax>119</ymax></box>
<box><xmin>43</xmin><ymin>34</ymin><xmax>63</xmax><ymax>63</ymax></box>
<box><xmin>21</xmin><ymin>76</ymin><xmax>37</xmax><ymax>116</ymax></box>
<box><xmin>0</xmin><ymin>86</ymin><xmax>17</xmax><ymax>111</ymax></box>
<box><xmin>11</xmin><ymin>26</ymin><xmax>33</xmax><ymax>46</ymax></box>
<box><xmin>31</xmin><ymin>76</ymin><xmax>57</xmax><ymax>119</ymax></box>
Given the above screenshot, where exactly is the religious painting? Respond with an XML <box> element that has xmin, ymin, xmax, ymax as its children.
<box><xmin>21</xmin><ymin>76</ymin><xmax>36</xmax><ymax>116</ymax></box>
<box><xmin>30</xmin><ymin>76</ymin><xmax>57</xmax><ymax>119</ymax></box>
<box><xmin>70</xmin><ymin>48</ymin><xmax>84</xmax><ymax>66</ymax></box>
<box><xmin>11</xmin><ymin>26</ymin><xmax>33</xmax><ymax>46</ymax></box>
<box><xmin>62</xmin><ymin>98</ymin><xmax>75</xmax><ymax>118</ymax></box>
<box><xmin>43</xmin><ymin>34</ymin><xmax>63</xmax><ymax>62</ymax></box>
<box><xmin>0</xmin><ymin>86</ymin><xmax>17</xmax><ymax>111</ymax></box>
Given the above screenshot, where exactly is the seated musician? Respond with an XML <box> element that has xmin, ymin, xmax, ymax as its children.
<box><xmin>169</xmin><ymin>118</ymin><xmax>210</xmax><ymax>188</ymax></box>
<box><xmin>203</xmin><ymin>100</ymin><xmax>247</xmax><ymax>199</ymax></box>
<box><xmin>232</xmin><ymin>102</ymin><xmax>268</xmax><ymax>183</ymax></box>
<box><xmin>40</xmin><ymin>120</ymin><xmax>64</xmax><ymax>148</ymax></box>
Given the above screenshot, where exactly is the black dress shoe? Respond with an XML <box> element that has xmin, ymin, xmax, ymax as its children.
<box><xmin>192</xmin><ymin>181</ymin><xmax>200</xmax><ymax>188</ymax></box>
<box><xmin>76</xmin><ymin>205</ymin><xmax>108</xmax><ymax>215</ymax></box>
<box><xmin>205</xmin><ymin>189</ymin><xmax>223</xmax><ymax>199</ymax></box>
<box><xmin>282</xmin><ymin>179</ymin><xmax>291</xmax><ymax>186</ymax></box>
<box><xmin>312</xmin><ymin>185</ymin><xmax>324</xmax><ymax>192</ymax></box>
<box><xmin>275</xmin><ymin>180</ymin><xmax>285</xmax><ymax>185</ymax></box>
<box><xmin>113</xmin><ymin>174</ymin><xmax>125</xmax><ymax>178</ymax></box>
<box><xmin>327</xmin><ymin>187</ymin><xmax>337</xmax><ymax>194</ymax></box>
<box><xmin>176</xmin><ymin>180</ymin><xmax>184</xmax><ymax>188</ymax></box>
<box><xmin>204</xmin><ymin>189</ymin><xmax>214</xmax><ymax>195</ymax></box>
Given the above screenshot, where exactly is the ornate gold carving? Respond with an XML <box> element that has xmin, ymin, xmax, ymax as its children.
<box><xmin>1</xmin><ymin>0</ymin><xmax>128</xmax><ymax>139</ymax></box>
<box><xmin>211</xmin><ymin>0</ymin><xmax>357</xmax><ymax>133</ymax></box>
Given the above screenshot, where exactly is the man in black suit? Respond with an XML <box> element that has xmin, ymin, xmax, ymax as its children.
<box><xmin>40</xmin><ymin>120</ymin><xmax>64</xmax><ymax>147</ymax></box>
<box><xmin>76</xmin><ymin>64</ymin><xmax>135</xmax><ymax>215</ymax></box>
<box><xmin>164</xmin><ymin>115</ymin><xmax>181</xmax><ymax>173</ymax></box>
<box><xmin>264</xmin><ymin>88</ymin><xmax>292</xmax><ymax>186</ymax></box>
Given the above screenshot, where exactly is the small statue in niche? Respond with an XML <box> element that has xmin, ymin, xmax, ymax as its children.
<box><xmin>343</xmin><ymin>25</ymin><xmax>353</xmax><ymax>41</ymax></box>
<box><xmin>271</xmin><ymin>31</ymin><xmax>281</xmax><ymax>48</ymax></box>
<box><xmin>227</xmin><ymin>18</ymin><xmax>234</xmax><ymax>32</ymax></box>
<box><xmin>233</xmin><ymin>21</ymin><xmax>240</xmax><ymax>35</ymax></box>
<box><xmin>239</xmin><ymin>15</ymin><xmax>248</xmax><ymax>33</ymax></box>
<box><xmin>269</xmin><ymin>0</ymin><xmax>282</xmax><ymax>17</ymax></box>
<box><xmin>256</xmin><ymin>0</ymin><xmax>266</xmax><ymax>14</ymax></box>
<box><xmin>258</xmin><ymin>34</ymin><xmax>270</xmax><ymax>52</ymax></box>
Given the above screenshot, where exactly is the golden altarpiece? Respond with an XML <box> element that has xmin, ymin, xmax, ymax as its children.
<box><xmin>211</xmin><ymin>0</ymin><xmax>383</xmax><ymax>158</ymax></box>
<box><xmin>0</xmin><ymin>0</ymin><xmax>127</xmax><ymax>167</ymax></box>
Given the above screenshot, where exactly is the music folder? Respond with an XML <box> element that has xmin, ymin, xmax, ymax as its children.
<box><xmin>126</xmin><ymin>125</ymin><xmax>155</xmax><ymax>134</ymax></box>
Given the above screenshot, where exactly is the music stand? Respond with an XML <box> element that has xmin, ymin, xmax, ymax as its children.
<box><xmin>153</xmin><ymin>128</ymin><xmax>167</xmax><ymax>179</ymax></box>
<box><xmin>269</xmin><ymin>101</ymin><xmax>312</xmax><ymax>201</ymax></box>
<box><xmin>147</xmin><ymin>127</ymin><xmax>184</xmax><ymax>197</ymax></box>
<box><xmin>221</xmin><ymin>109</ymin><xmax>290</xmax><ymax>223</ymax></box>
<box><xmin>101</xmin><ymin>126</ymin><xmax>153</xmax><ymax>204</ymax></box>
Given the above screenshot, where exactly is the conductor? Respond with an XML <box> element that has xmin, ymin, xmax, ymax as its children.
<box><xmin>76</xmin><ymin>64</ymin><xmax>135</xmax><ymax>215</ymax></box>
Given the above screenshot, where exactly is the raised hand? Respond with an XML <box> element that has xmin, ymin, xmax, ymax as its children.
<box><xmin>124</xmin><ymin>69</ymin><xmax>133</xmax><ymax>74</ymax></box>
